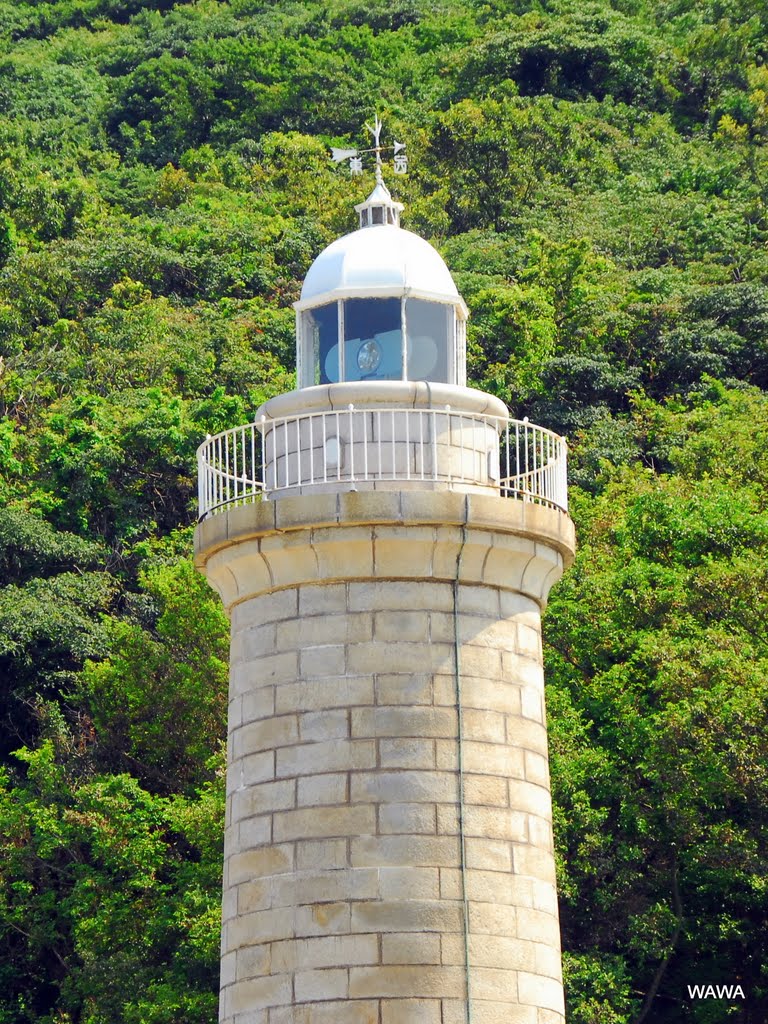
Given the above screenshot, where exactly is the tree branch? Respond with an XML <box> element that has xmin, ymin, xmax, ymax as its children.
<box><xmin>633</xmin><ymin>852</ymin><xmax>684</xmax><ymax>1024</ymax></box>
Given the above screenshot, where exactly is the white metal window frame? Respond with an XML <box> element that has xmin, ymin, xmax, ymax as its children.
<box><xmin>296</xmin><ymin>293</ymin><xmax>466</xmax><ymax>389</ymax></box>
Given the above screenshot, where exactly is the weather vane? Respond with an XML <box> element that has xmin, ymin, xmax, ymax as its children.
<box><xmin>331</xmin><ymin>115</ymin><xmax>407</xmax><ymax>179</ymax></box>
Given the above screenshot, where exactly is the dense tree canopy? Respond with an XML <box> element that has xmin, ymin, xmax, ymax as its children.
<box><xmin>0</xmin><ymin>0</ymin><xmax>767</xmax><ymax>1021</ymax></box>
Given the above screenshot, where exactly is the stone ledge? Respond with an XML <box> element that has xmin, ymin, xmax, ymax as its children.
<box><xmin>195</xmin><ymin>491</ymin><xmax>575</xmax><ymax>588</ymax></box>
<box><xmin>258</xmin><ymin>381</ymin><xmax>510</xmax><ymax>420</ymax></box>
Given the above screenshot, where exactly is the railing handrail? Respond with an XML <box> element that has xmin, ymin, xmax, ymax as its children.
<box><xmin>197</xmin><ymin>405</ymin><xmax>567</xmax><ymax>520</ymax></box>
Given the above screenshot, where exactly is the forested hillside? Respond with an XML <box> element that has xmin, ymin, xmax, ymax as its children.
<box><xmin>0</xmin><ymin>0</ymin><xmax>766</xmax><ymax>1021</ymax></box>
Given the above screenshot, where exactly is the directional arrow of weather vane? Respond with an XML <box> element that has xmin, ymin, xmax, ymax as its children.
<box><xmin>330</xmin><ymin>114</ymin><xmax>407</xmax><ymax>178</ymax></box>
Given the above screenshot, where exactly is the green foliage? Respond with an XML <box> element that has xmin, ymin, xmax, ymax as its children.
<box><xmin>80</xmin><ymin>558</ymin><xmax>229</xmax><ymax>794</ymax></box>
<box><xmin>0</xmin><ymin>565</ymin><xmax>116</xmax><ymax>757</ymax></box>
<box><xmin>0</xmin><ymin>742</ymin><xmax>223</xmax><ymax>1024</ymax></box>
<box><xmin>546</xmin><ymin>389</ymin><xmax>768</xmax><ymax>1020</ymax></box>
<box><xmin>0</xmin><ymin>506</ymin><xmax>104</xmax><ymax>584</ymax></box>
<box><xmin>39</xmin><ymin>387</ymin><xmax>198</xmax><ymax>537</ymax></box>
<box><xmin>456</xmin><ymin>4</ymin><xmax>662</xmax><ymax>106</ymax></box>
<box><xmin>110</xmin><ymin>55</ymin><xmax>216</xmax><ymax>165</ymax></box>
<box><xmin>562</xmin><ymin>952</ymin><xmax>635</xmax><ymax>1024</ymax></box>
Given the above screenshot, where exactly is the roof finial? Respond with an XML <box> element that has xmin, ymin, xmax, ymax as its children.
<box><xmin>330</xmin><ymin>115</ymin><xmax>408</xmax><ymax>181</ymax></box>
<box><xmin>330</xmin><ymin>116</ymin><xmax>408</xmax><ymax>229</ymax></box>
<box><xmin>366</xmin><ymin>114</ymin><xmax>384</xmax><ymax>186</ymax></box>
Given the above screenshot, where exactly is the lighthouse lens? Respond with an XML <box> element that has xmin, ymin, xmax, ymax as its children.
<box><xmin>357</xmin><ymin>340</ymin><xmax>381</xmax><ymax>373</ymax></box>
<box><xmin>344</xmin><ymin>298</ymin><xmax>402</xmax><ymax>381</ymax></box>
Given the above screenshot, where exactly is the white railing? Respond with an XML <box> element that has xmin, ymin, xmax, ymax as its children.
<box><xmin>197</xmin><ymin>407</ymin><xmax>567</xmax><ymax>520</ymax></box>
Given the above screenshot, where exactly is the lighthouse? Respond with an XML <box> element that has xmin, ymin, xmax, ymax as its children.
<box><xmin>195</xmin><ymin>133</ymin><xmax>575</xmax><ymax>1024</ymax></box>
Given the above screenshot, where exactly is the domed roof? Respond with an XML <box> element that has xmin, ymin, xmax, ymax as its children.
<box><xmin>298</xmin><ymin>225</ymin><xmax>462</xmax><ymax>308</ymax></box>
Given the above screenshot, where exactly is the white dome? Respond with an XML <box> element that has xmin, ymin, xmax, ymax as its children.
<box><xmin>298</xmin><ymin>225</ymin><xmax>462</xmax><ymax>307</ymax></box>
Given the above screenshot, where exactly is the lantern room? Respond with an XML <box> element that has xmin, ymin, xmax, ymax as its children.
<box><xmin>197</xmin><ymin>130</ymin><xmax>569</xmax><ymax>512</ymax></box>
<box><xmin>294</xmin><ymin>180</ymin><xmax>468</xmax><ymax>389</ymax></box>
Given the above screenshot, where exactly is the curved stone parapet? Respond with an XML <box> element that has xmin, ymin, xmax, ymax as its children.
<box><xmin>195</xmin><ymin>490</ymin><xmax>574</xmax><ymax>609</ymax></box>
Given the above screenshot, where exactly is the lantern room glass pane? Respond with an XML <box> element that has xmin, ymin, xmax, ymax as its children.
<box><xmin>406</xmin><ymin>299</ymin><xmax>450</xmax><ymax>382</ymax></box>
<box><xmin>302</xmin><ymin>302</ymin><xmax>339</xmax><ymax>385</ymax></box>
<box><xmin>344</xmin><ymin>298</ymin><xmax>402</xmax><ymax>381</ymax></box>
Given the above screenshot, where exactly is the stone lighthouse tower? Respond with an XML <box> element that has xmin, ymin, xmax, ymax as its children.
<box><xmin>195</xmin><ymin>136</ymin><xmax>575</xmax><ymax>1024</ymax></box>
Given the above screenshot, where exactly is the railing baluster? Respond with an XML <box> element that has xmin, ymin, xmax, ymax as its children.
<box><xmin>273</xmin><ymin>420</ymin><xmax>279</xmax><ymax>489</ymax></box>
<box><xmin>309</xmin><ymin>415</ymin><xmax>315</xmax><ymax>484</ymax></box>
<box><xmin>349</xmin><ymin>404</ymin><xmax>355</xmax><ymax>482</ymax></box>
<box><xmin>239</xmin><ymin>427</ymin><xmax>244</xmax><ymax>500</ymax></box>
<box><xmin>234</xmin><ymin>428</ymin><xmax>240</xmax><ymax>500</ymax></box>
<box><xmin>211</xmin><ymin>435</ymin><xmax>216</xmax><ymax>511</ymax></box>
<box><xmin>474</xmin><ymin>415</ymin><xmax>480</xmax><ymax>483</ymax></box>
<box><xmin>459</xmin><ymin>412</ymin><xmax>465</xmax><ymax>481</ymax></box>
<box><xmin>322</xmin><ymin>413</ymin><xmax>328</xmax><ymax>483</ymax></box>
<box><xmin>468</xmin><ymin>413</ymin><xmax>475</xmax><ymax>481</ymax></box>
<box><xmin>336</xmin><ymin>410</ymin><xmax>341</xmax><ymax>481</ymax></box>
<box><xmin>198</xmin><ymin>441</ymin><xmax>204</xmax><ymax>517</ymax></box>
<box><xmin>204</xmin><ymin>438</ymin><xmax>209</xmax><ymax>515</ymax></box>
<box><xmin>233</xmin><ymin>430</ymin><xmax>238</xmax><ymax>501</ymax></box>
<box><xmin>211</xmin><ymin>436</ymin><xmax>216</xmax><ymax>511</ymax></box>
<box><xmin>461</xmin><ymin>411</ymin><xmax>467</xmax><ymax>482</ymax></box>
<box><xmin>283</xmin><ymin>419</ymin><xmax>289</xmax><ymax>488</ymax></box>
<box><xmin>226</xmin><ymin>432</ymin><xmax>232</xmax><ymax>506</ymax></box>
<box><xmin>505</xmin><ymin>421</ymin><xmax>511</xmax><ymax>496</ymax></box>
<box><xmin>296</xmin><ymin>417</ymin><xmax>301</xmax><ymax>487</ymax></box>
<box><xmin>274</xmin><ymin>419</ymin><xmax>280</xmax><ymax>489</ymax></box>
<box><xmin>202</xmin><ymin>438</ymin><xmax>208</xmax><ymax>516</ymax></box>
<box><xmin>563</xmin><ymin>441</ymin><xmax>568</xmax><ymax>511</ymax></box>
<box><xmin>445</xmin><ymin>406</ymin><xmax>452</xmax><ymax>483</ymax></box>
<box><xmin>203</xmin><ymin>438</ymin><xmax>209</xmax><ymax>515</ymax></box>
<box><xmin>405</xmin><ymin>407</ymin><xmax>411</xmax><ymax>480</ymax></box>
<box><xmin>468</xmin><ymin>414</ymin><xmax>474</xmax><ymax>483</ymax></box>
<box><xmin>377</xmin><ymin>409</ymin><xmax>382</xmax><ymax>480</ymax></box>
<box><xmin>209</xmin><ymin>438</ymin><xmax>213</xmax><ymax>512</ymax></box>
<box><xmin>222</xmin><ymin>438</ymin><xmax>226</xmax><ymax>504</ymax></box>
<box><xmin>540</xmin><ymin>431</ymin><xmax>545</xmax><ymax>501</ymax></box>
<box><xmin>265</xmin><ymin>420</ymin><xmax>270</xmax><ymax>491</ymax></box>
<box><xmin>391</xmin><ymin>409</ymin><xmax>395</xmax><ymax>480</ymax></box>
<box><xmin>363</xmin><ymin>409</ymin><xmax>369</xmax><ymax>481</ymax></box>
<box><xmin>418</xmin><ymin>410</ymin><xmax>425</xmax><ymax>479</ymax></box>
<box><xmin>273</xmin><ymin>420</ymin><xmax>278</xmax><ymax>490</ymax></box>
<box><xmin>258</xmin><ymin>416</ymin><xmax>265</xmax><ymax>497</ymax></box>
<box><xmin>515</xmin><ymin>421</ymin><xmax>520</xmax><ymax>499</ymax></box>
<box><xmin>249</xmin><ymin>425</ymin><xmax>254</xmax><ymax>497</ymax></box>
